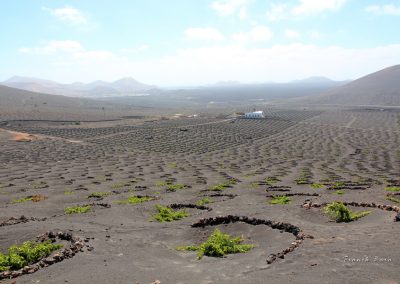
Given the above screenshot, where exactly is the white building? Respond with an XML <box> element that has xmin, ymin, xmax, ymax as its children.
<box><xmin>245</xmin><ymin>110</ymin><xmax>265</xmax><ymax>119</ymax></box>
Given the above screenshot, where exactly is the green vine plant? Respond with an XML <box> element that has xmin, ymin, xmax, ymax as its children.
<box><xmin>0</xmin><ymin>241</ymin><xmax>63</xmax><ymax>272</ymax></box>
<box><xmin>176</xmin><ymin>229</ymin><xmax>254</xmax><ymax>259</ymax></box>
<box><xmin>323</xmin><ymin>202</ymin><xmax>370</xmax><ymax>222</ymax></box>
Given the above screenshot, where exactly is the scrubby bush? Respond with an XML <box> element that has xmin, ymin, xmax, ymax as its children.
<box><xmin>209</xmin><ymin>180</ymin><xmax>236</xmax><ymax>191</ymax></box>
<box><xmin>152</xmin><ymin>205</ymin><xmax>188</xmax><ymax>222</ymax></box>
<box><xmin>323</xmin><ymin>202</ymin><xmax>370</xmax><ymax>222</ymax></box>
<box><xmin>88</xmin><ymin>192</ymin><xmax>110</xmax><ymax>198</ymax></box>
<box><xmin>385</xmin><ymin>187</ymin><xmax>400</xmax><ymax>192</ymax></box>
<box><xmin>0</xmin><ymin>241</ymin><xmax>62</xmax><ymax>271</ymax></box>
<box><xmin>177</xmin><ymin>229</ymin><xmax>254</xmax><ymax>259</ymax></box>
<box><xmin>196</xmin><ymin>198</ymin><xmax>212</xmax><ymax>206</ymax></box>
<box><xmin>269</xmin><ymin>195</ymin><xmax>291</xmax><ymax>204</ymax></box>
<box><xmin>64</xmin><ymin>205</ymin><xmax>91</xmax><ymax>214</ymax></box>
<box><xmin>115</xmin><ymin>195</ymin><xmax>154</xmax><ymax>205</ymax></box>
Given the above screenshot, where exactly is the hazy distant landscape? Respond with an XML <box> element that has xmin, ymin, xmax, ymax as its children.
<box><xmin>1</xmin><ymin>1</ymin><xmax>400</xmax><ymax>284</ymax></box>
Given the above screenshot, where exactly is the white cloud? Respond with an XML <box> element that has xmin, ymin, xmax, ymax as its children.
<box><xmin>309</xmin><ymin>31</ymin><xmax>321</xmax><ymax>39</ymax></box>
<box><xmin>18</xmin><ymin>40</ymin><xmax>117</xmax><ymax>65</ymax></box>
<box><xmin>232</xmin><ymin>26</ymin><xmax>273</xmax><ymax>43</ymax></box>
<box><xmin>17</xmin><ymin>41</ymin><xmax>400</xmax><ymax>86</ymax></box>
<box><xmin>365</xmin><ymin>4</ymin><xmax>400</xmax><ymax>16</ymax></box>
<box><xmin>292</xmin><ymin>0</ymin><xmax>348</xmax><ymax>16</ymax></box>
<box><xmin>266</xmin><ymin>4</ymin><xmax>289</xmax><ymax>21</ymax></box>
<box><xmin>42</xmin><ymin>6</ymin><xmax>87</xmax><ymax>25</ymax></box>
<box><xmin>120</xmin><ymin>45</ymin><xmax>149</xmax><ymax>53</ymax></box>
<box><xmin>267</xmin><ymin>0</ymin><xmax>348</xmax><ymax>20</ymax></box>
<box><xmin>285</xmin><ymin>29</ymin><xmax>301</xmax><ymax>39</ymax></box>
<box><xmin>211</xmin><ymin>0</ymin><xmax>250</xmax><ymax>17</ymax></box>
<box><xmin>19</xmin><ymin>40</ymin><xmax>84</xmax><ymax>55</ymax></box>
<box><xmin>184</xmin><ymin>28</ymin><xmax>225</xmax><ymax>41</ymax></box>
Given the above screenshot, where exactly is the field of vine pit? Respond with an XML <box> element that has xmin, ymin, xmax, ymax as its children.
<box><xmin>0</xmin><ymin>107</ymin><xmax>399</xmax><ymax>283</ymax></box>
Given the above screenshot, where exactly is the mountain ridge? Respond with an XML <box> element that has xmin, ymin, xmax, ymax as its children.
<box><xmin>1</xmin><ymin>76</ymin><xmax>157</xmax><ymax>97</ymax></box>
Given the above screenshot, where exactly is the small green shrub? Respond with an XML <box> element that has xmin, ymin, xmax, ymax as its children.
<box><xmin>176</xmin><ymin>229</ymin><xmax>254</xmax><ymax>259</ymax></box>
<box><xmin>166</xmin><ymin>183</ymin><xmax>187</xmax><ymax>192</ymax></box>
<box><xmin>152</xmin><ymin>205</ymin><xmax>188</xmax><ymax>222</ymax></box>
<box><xmin>196</xmin><ymin>198</ymin><xmax>212</xmax><ymax>206</ymax></box>
<box><xmin>249</xmin><ymin>182</ymin><xmax>259</xmax><ymax>189</ymax></box>
<box><xmin>0</xmin><ymin>241</ymin><xmax>63</xmax><ymax>271</ymax></box>
<box><xmin>385</xmin><ymin>187</ymin><xmax>400</xmax><ymax>192</ymax></box>
<box><xmin>169</xmin><ymin>162</ymin><xmax>177</xmax><ymax>168</ymax></box>
<box><xmin>269</xmin><ymin>195</ymin><xmax>291</xmax><ymax>205</ymax></box>
<box><xmin>311</xmin><ymin>183</ymin><xmax>324</xmax><ymax>189</ymax></box>
<box><xmin>111</xmin><ymin>179</ymin><xmax>138</xmax><ymax>189</ymax></box>
<box><xmin>209</xmin><ymin>180</ymin><xmax>236</xmax><ymax>191</ymax></box>
<box><xmin>115</xmin><ymin>195</ymin><xmax>154</xmax><ymax>205</ymax></box>
<box><xmin>155</xmin><ymin>181</ymin><xmax>168</xmax><ymax>187</ymax></box>
<box><xmin>111</xmin><ymin>182</ymin><xmax>125</xmax><ymax>189</ymax></box>
<box><xmin>323</xmin><ymin>202</ymin><xmax>370</xmax><ymax>222</ymax></box>
<box><xmin>334</xmin><ymin>190</ymin><xmax>345</xmax><ymax>195</ymax></box>
<box><xmin>12</xmin><ymin>197</ymin><xmax>33</xmax><ymax>204</ymax></box>
<box><xmin>64</xmin><ymin>205</ymin><xmax>91</xmax><ymax>214</ymax></box>
<box><xmin>88</xmin><ymin>192</ymin><xmax>110</xmax><ymax>198</ymax></box>
<box><xmin>64</xmin><ymin>190</ymin><xmax>74</xmax><ymax>195</ymax></box>
<box><xmin>331</xmin><ymin>181</ymin><xmax>345</xmax><ymax>189</ymax></box>
<box><xmin>386</xmin><ymin>195</ymin><xmax>400</xmax><ymax>203</ymax></box>
<box><xmin>265</xmin><ymin>176</ymin><xmax>280</xmax><ymax>185</ymax></box>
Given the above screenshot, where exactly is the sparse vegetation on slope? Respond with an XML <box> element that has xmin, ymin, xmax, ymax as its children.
<box><xmin>209</xmin><ymin>180</ymin><xmax>236</xmax><ymax>191</ymax></box>
<box><xmin>115</xmin><ymin>195</ymin><xmax>154</xmax><ymax>205</ymax></box>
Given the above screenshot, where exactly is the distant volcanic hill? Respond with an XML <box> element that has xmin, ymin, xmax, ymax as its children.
<box><xmin>1</xmin><ymin>76</ymin><xmax>157</xmax><ymax>97</ymax></box>
<box><xmin>307</xmin><ymin>65</ymin><xmax>400</xmax><ymax>106</ymax></box>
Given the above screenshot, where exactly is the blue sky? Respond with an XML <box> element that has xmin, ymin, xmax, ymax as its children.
<box><xmin>1</xmin><ymin>0</ymin><xmax>400</xmax><ymax>86</ymax></box>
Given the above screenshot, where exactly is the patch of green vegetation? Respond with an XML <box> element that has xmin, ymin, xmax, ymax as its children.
<box><xmin>153</xmin><ymin>191</ymin><xmax>161</xmax><ymax>195</ymax></box>
<box><xmin>323</xmin><ymin>202</ymin><xmax>371</xmax><ymax>222</ymax></box>
<box><xmin>386</xmin><ymin>196</ymin><xmax>400</xmax><ymax>203</ymax></box>
<box><xmin>111</xmin><ymin>182</ymin><xmax>125</xmax><ymax>189</ymax></box>
<box><xmin>111</xmin><ymin>179</ymin><xmax>138</xmax><ymax>189</ymax></box>
<box><xmin>269</xmin><ymin>195</ymin><xmax>291</xmax><ymax>205</ymax></box>
<box><xmin>249</xmin><ymin>182</ymin><xmax>259</xmax><ymax>189</ymax></box>
<box><xmin>31</xmin><ymin>181</ymin><xmax>48</xmax><ymax>189</ymax></box>
<box><xmin>152</xmin><ymin>205</ymin><xmax>188</xmax><ymax>222</ymax></box>
<box><xmin>385</xmin><ymin>187</ymin><xmax>400</xmax><ymax>192</ymax></box>
<box><xmin>63</xmin><ymin>190</ymin><xmax>74</xmax><ymax>195</ymax></box>
<box><xmin>87</xmin><ymin>191</ymin><xmax>110</xmax><ymax>198</ymax></box>
<box><xmin>115</xmin><ymin>195</ymin><xmax>154</xmax><ymax>205</ymax></box>
<box><xmin>295</xmin><ymin>169</ymin><xmax>312</xmax><ymax>185</ymax></box>
<box><xmin>265</xmin><ymin>176</ymin><xmax>280</xmax><ymax>185</ymax></box>
<box><xmin>196</xmin><ymin>198</ymin><xmax>212</xmax><ymax>206</ymax></box>
<box><xmin>209</xmin><ymin>180</ymin><xmax>236</xmax><ymax>191</ymax></box>
<box><xmin>0</xmin><ymin>241</ymin><xmax>63</xmax><ymax>272</ymax></box>
<box><xmin>176</xmin><ymin>229</ymin><xmax>254</xmax><ymax>259</ymax></box>
<box><xmin>243</xmin><ymin>173</ymin><xmax>254</xmax><ymax>179</ymax></box>
<box><xmin>331</xmin><ymin>181</ymin><xmax>345</xmax><ymax>189</ymax></box>
<box><xmin>95</xmin><ymin>175</ymin><xmax>107</xmax><ymax>182</ymax></box>
<box><xmin>12</xmin><ymin>197</ymin><xmax>33</xmax><ymax>204</ymax></box>
<box><xmin>155</xmin><ymin>181</ymin><xmax>168</xmax><ymax>187</ymax></box>
<box><xmin>333</xmin><ymin>190</ymin><xmax>345</xmax><ymax>195</ymax></box>
<box><xmin>169</xmin><ymin>162</ymin><xmax>177</xmax><ymax>168</ymax></box>
<box><xmin>166</xmin><ymin>183</ymin><xmax>188</xmax><ymax>192</ymax></box>
<box><xmin>64</xmin><ymin>205</ymin><xmax>91</xmax><ymax>214</ymax></box>
<box><xmin>311</xmin><ymin>183</ymin><xmax>324</xmax><ymax>189</ymax></box>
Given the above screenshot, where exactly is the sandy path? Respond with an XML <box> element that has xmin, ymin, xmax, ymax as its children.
<box><xmin>345</xmin><ymin>116</ymin><xmax>357</xmax><ymax>128</ymax></box>
<box><xmin>0</xmin><ymin>128</ymin><xmax>83</xmax><ymax>144</ymax></box>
